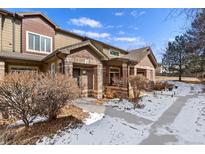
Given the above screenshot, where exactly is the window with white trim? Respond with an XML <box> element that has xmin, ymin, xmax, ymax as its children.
<box><xmin>27</xmin><ymin>31</ymin><xmax>52</xmax><ymax>53</ymax></box>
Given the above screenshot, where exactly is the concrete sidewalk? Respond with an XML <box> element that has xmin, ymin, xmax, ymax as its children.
<box><xmin>140</xmin><ymin>94</ymin><xmax>197</xmax><ymax>144</ymax></box>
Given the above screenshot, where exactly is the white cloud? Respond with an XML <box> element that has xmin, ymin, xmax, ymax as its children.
<box><xmin>113</xmin><ymin>36</ymin><xmax>147</xmax><ymax>47</ymax></box>
<box><xmin>168</xmin><ymin>38</ymin><xmax>175</xmax><ymax>42</ymax></box>
<box><xmin>134</xmin><ymin>27</ymin><xmax>139</xmax><ymax>30</ymax></box>
<box><xmin>114</xmin><ymin>12</ymin><xmax>124</xmax><ymax>16</ymax></box>
<box><xmin>116</xmin><ymin>25</ymin><xmax>123</xmax><ymax>28</ymax></box>
<box><xmin>72</xmin><ymin>29</ymin><xmax>110</xmax><ymax>39</ymax></box>
<box><xmin>130</xmin><ymin>10</ymin><xmax>146</xmax><ymax>17</ymax></box>
<box><xmin>104</xmin><ymin>25</ymin><xmax>114</xmax><ymax>29</ymax></box>
<box><xmin>117</xmin><ymin>31</ymin><xmax>125</xmax><ymax>35</ymax></box>
<box><xmin>113</xmin><ymin>37</ymin><xmax>138</xmax><ymax>42</ymax></box>
<box><xmin>69</xmin><ymin>17</ymin><xmax>102</xmax><ymax>28</ymax></box>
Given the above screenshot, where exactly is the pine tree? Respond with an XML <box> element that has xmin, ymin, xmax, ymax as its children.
<box><xmin>162</xmin><ymin>35</ymin><xmax>190</xmax><ymax>81</ymax></box>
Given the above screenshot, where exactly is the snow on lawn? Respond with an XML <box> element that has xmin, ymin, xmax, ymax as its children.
<box><xmin>167</xmin><ymin>81</ymin><xmax>204</xmax><ymax>96</ymax></box>
<box><xmin>156</xmin><ymin>95</ymin><xmax>205</xmax><ymax>144</ymax></box>
<box><xmin>106</xmin><ymin>82</ymin><xmax>204</xmax><ymax>122</ymax></box>
<box><xmin>9</xmin><ymin>116</ymin><xmax>47</xmax><ymax>128</ymax></box>
<box><xmin>83</xmin><ymin>112</ymin><xmax>104</xmax><ymax>125</ymax></box>
<box><xmin>106</xmin><ymin>94</ymin><xmax>176</xmax><ymax>122</ymax></box>
<box><xmin>37</xmin><ymin>116</ymin><xmax>150</xmax><ymax>145</ymax></box>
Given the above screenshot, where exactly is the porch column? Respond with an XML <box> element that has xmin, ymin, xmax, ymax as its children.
<box><xmin>97</xmin><ymin>64</ymin><xmax>103</xmax><ymax>99</ymax></box>
<box><xmin>0</xmin><ymin>61</ymin><xmax>5</xmax><ymax>80</ymax></box>
<box><xmin>122</xmin><ymin>63</ymin><xmax>128</xmax><ymax>87</ymax></box>
<box><xmin>64</xmin><ymin>58</ymin><xmax>73</xmax><ymax>77</ymax></box>
<box><xmin>146</xmin><ymin>69</ymin><xmax>150</xmax><ymax>80</ymax></box>
<box><xmin>134</xmin><ymin>66</ymin><xmax>137</xmax><ymax>76</ymax></box>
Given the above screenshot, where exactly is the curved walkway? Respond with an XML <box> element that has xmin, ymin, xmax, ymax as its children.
<box><xmin>140</xmin><ymin>94</ymin><xmax>197</xmax><ymax>144</ymax></box>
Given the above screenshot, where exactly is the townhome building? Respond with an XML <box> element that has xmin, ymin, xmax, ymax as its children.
<box><xmin>0</xmin><ymin>9</ymin><xmax>157</xmax><ymax>99</ymax></box>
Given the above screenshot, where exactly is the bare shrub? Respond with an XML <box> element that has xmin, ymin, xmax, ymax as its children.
<box><xmin>153</xmin><ymin>81</ymin><xmax>174</xmax><ymax>91</ymax></box>
<box><xmin>129</xmin><ymin>75</ymin><xmax>149</xmax><ymax>108</ymax></box>
<box><xmin>35</xmin><ymin>73</ymin><xmax>80</xmax><ymax>121</ymax></box>
<box><xmin>129</xmin><ymin>75</ymin><xmax>149</xmax><ymax>97</ymax></box>
<box><xmin>0</xmin><ymin>72</ymin><xmax>39</xmax><ymax>128</ymax></box>
<box><xmin>103</xmin><ymin>87</ymin><xmax>114</xmax><ymax>99</ymax></box>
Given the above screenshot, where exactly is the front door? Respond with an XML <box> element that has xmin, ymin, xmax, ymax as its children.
<box><xmin>73</xmin><ymin>68</ymin><xmax>80</xmax><ymax>86</ymax></box>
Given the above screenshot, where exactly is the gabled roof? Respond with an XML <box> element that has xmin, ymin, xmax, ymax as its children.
<box><xmin>0</xmin><ymin>9</ymin><xmax>128</xmax><ymax>54</ymax></box>
<box><xmin>118</xmin><ymin>47</ymin><xmax>158</xmax><ymax>68</ymax></box>
<box><xmin>0</xmin><ymin>51</ymin><xmax>45</xmax><ymax>62</ymax></box>
<box><xmin>16</xmin><ymin>12</ymin><xmax>59</xmax><ymax>29</ymax></box>
<box><xmin>42</xmin><ymin>40</ymin><xmax>109</xmax><ymax>62</ymax></box>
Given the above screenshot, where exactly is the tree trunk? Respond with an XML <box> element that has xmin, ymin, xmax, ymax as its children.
<box><xmin>179</xmin><ymin>51</ymin><xmax>182</xmax><ymax>81</ymax></box>
<box><xmin>48</xmin><ymin>112</ymin><xmax>57</xmax><ymax>121</ymax></box>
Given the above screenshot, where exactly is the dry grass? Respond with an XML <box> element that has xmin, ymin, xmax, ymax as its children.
<box><xmin>57</xmin><ymin>104</ymin><xmax>89</xmax><ymax>120</ymax></box>
<box><xmin>0</xmin><ymin>105</ymin><xmax>88</xmax><ymax>145</ymax></box>
<box><xmin>156</xmin><ymin>76</ymin><xmax>205</xmax><ymax>84</ymax></box>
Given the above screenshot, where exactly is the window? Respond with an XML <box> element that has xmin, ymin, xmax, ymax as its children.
<box><xmin>109</xmin><ymin>49</ymin><xmax>119</xmax><ymax>56</ymax></box>
<box><xmin>109</xmin><ymin>67</ymin><xmax>120</xmax><ymax>85</ymax></box>
<box><xmin>27</xmin><ymin>31</ymin><xmax>52</xmax><ymax>53</ymax></box>
<box><xmin>9</xmin><ymin>65</ymin><xmax>38</xmax><ymax>73</ymax></box>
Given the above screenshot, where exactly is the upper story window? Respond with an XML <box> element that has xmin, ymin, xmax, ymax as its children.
<box><xmin>27</xmin><ymin>31</ymin><xmax>52</xmax><ymax>53</ymax></box>
<box><xmin>109</xmin><ymin>49</ymin><xmax>119</xmax><ymax>56</ymax></box>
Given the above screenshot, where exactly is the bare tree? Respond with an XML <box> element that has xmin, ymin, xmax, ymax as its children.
<box><xmin>0</xmin><ymin>72</ymin><xmax>39</xmax><ymax>128</ymax></box>
<box><xmin>35</xmin><ymin>73</ymin><xmax>81</xmax><ymax>121</ymax></box>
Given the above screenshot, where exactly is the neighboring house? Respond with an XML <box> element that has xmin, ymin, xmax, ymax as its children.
<box><xmin>156</xmin><ymin>63</ymin><xmax>166</xmax><ymax>75</ymax></box>
<box><xmin>0</xmin><ymin>9</ymin><xmax>158</xmax><ymax>99</ymax></box>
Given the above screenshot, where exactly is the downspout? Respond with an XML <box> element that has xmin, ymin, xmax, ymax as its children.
<box><xmin>12</xmin><ymin>13</ymin><xmax>15</xmax><ymax>52</ymax></box>
<box><xmin>1</xmin><ymin>15</ymin><xmax>4</xmax><ymax>52</ymax></box>
<box><xmin>55</xmin><ymin>52</ymin><xmax>65</xmax><ymax>74</ymax></box>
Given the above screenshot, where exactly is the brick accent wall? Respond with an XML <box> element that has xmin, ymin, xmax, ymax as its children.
<box><xmin>21</xmin><ymin>16</ymin><xmax>55</xmax><ymax>54</ymax></box>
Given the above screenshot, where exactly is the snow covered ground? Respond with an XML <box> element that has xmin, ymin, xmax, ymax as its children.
<box><xmin>106</xmin><ymin>95</ymin><xmax>176</xmax><ymax>121</ymax></box>
<box><xmin>106</xmin><ymin>81</ymin><xmax>204</xmax><ymax>122</ymax></box>
<box><xmin>156</xmin><ymin>95</ymin><xmax>205</xmax><ymax>144</ymax></box>
<box><xmin>36</xmin><ymin>81</ymin><xmax>205</xmax><ymax>145</ymax></box>
<box><xmin>83</xmin><ymin>112</ymin><xmax>104</xmax><ymax>125</ymax></box>
<box><xmin>9</xmin><ymin>116</ymin><xmax>47</xmax><ymax>128</ymax></box>
<box><xmin>37</xmin><ymin>115</ymin><xmax>151</xmax><ymax>145</ymax></box>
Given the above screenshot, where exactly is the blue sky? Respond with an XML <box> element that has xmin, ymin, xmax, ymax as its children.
<box><xmin>6</xmin><ymin>8</ymin><xmax>192</xmax><ymax>62</ymax></box>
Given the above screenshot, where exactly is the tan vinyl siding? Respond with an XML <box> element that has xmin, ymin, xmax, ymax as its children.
<box><xmin>55</xmin><ymin>32</ymin><xmax>82</xmax><ymax>49</ymax></box>
<box><xmin>0</xmin><ymin>16</ymin><xmax>21</xmax><ymax>52</ymax></box>
<box><xmin>137</xmin><ymin>55</ymin><xmax>155</xmax><ymax>69</ymax></box>
<box><xmin>14</xmin><ymin>19</ymin><xmax>21</xmax><ymax>52</ymax></box>
<box><xmin>92</xmin><ymin>41</ymin><xmax>126</xmax><ymax>58</ymax></box>
<box><xmin>2</xmin><ymin>16</ymin><xmax>13</xmax><ymax>52</ymax></box>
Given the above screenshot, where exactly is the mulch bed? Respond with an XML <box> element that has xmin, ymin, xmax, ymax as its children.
<box><xmin>0</xmin><ymin>116</ymin><xmax>82</xmax><ymax>145</ymax></box>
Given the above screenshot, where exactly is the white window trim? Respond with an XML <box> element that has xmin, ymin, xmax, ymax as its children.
<box><xmin>109</xmin><ymin>49</ymin><xmax>119</xmax><ymax>57</ymax></box>
<box><xmin>26</xmin><ymin>31</ymin><xmax>52</xmax><ymax>54</ymax></box>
